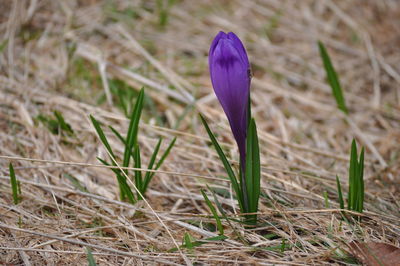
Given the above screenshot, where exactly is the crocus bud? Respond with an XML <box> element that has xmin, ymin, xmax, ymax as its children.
<box><xmin>209</xmin><ymin>31</ymin><xmax>251</xmax><ymax>164</ymax></box>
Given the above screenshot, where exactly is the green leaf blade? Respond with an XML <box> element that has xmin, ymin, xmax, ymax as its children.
<box><xmin>86</xmin><ymin>247</ymin><xmax>97</xmax><ymax>266</ymax></box>
<box><xmin>183</xmin><ymin>232</ymin><xmax>194</xmax><ymax>250</ymax></box>
<box><xmin>109</xmin><ymin>125</ymin><xmax>126</xmax><ymax>145</ymax></box>
<box><xmin>318</xmin><ymin>41</ymin><xmax>348</xmax><ymax>114</ymax></box>
<box><xmin>9</xmin><ymin>163</ymin><xmax>20</xmax><ymax>205</ymax></box>
<box><xmin>123</xmin><ymin>88</ymin><xmax>145</xmax><ymax>169</ymax></box>
<box><xmin>199</xmin><ymin>114</ymin><xmax>243</xmax><ymax>212</ymax></box>
<box><xmin>142</xmin><ymin>138</ymin><xmax>162</xmax><ymax>192</ymax></box>
<box><xmin>348</xmin><ymin>139</ymin><xmax>358</xmax><ymax>210</ymax></box>
<box><xmin>133</xmin><ymin>144</ymin><xmax>143</xmax><ymax>199</ymax></box>
<box><xmin>201</xmin><ymin>189</ymin><xmax>224</xmax><ymax>235</ymax></box>
<box><xmin>90</xmin><ymin>115</ymin><xmax>116</xmax><ymax>159</ymax></box>
<box><xmin>336</xmin><ymin>175</ymin><xmax>345</xmax><ymax>210</ymax></box>
<box><xmin>358</xmin><ymin>147</ymin><xmax>365</xmax><ymax>213</ymax></box>
<box><xmin>244</xmin><ymin>119</ymin><xmax>261</xmax><ymax>225</ymax></box>
<box><xmin>153</xmin><ymin>137</ymin><xmax>176</xmax><ymax>173</ymax></box>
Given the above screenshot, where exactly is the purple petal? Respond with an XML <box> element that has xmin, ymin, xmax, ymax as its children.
<box><xmin>209</xmin><ymin>32</ymin><xmax>250</xmax><ymax>160</ymax></box>
<box><xmin>209</xmin><ymin>31</ymin><xmax>227</xmax><ymax>76</ymax></box>
<box><xmin>227</xmin><ymin>32</ymin><xmax>249</xmax><ymax>69</ymax></box>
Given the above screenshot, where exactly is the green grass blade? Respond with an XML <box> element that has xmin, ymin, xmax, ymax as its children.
<box><xmin>208</xmin><ymin>186</ymin><xmax>247</xmax><ymax>242</ymax></box>
<box><xmin>90</xmin><ymin>115</ymin><xmax>116</xmax><ymax>159</ymax></box>
<box><xmin>123</xmin><ymin>88</ymin><xmax>145</xmax><ymax>169</ymax></box>
<box><xmin>169</xmin><ymin>235</ymin><xmax>228</xmax><ymax>252</ymax></box>
<box><xmin>318</xmin><ymin>41</ymin><xmax>348</xmax><ymax>114</ymax></box>
<box><xmin>54</xmin><ymin>110</ymin><xmax>74</xmax><ymax>134</ymax></box>
<box><xmin>64</xmin><ymin>173</ymin><xmax>88</xmax><ymax>192</ymax></box>
<box><xmin>9</xmin><ymin>163</ymin><xmax>20</xmax><ymax>204</ymax></box>
<box><xmin>109</xmin><ymin>125</ymin><xmax>126</xmax><ymax>145</ymax></box>
<box><xmin>91</xmin><ymin>115</ymin><xmax>132</xmax><ymax>200</ymax></box>
<box><xmin>142</xmin><ymin>138</ymin><xmax>162</xmax><ymax>192</ymax></box>
<box><xmin>209</xmin><ymin>186</ymin><xmax>233</xmax><ymax>224</ymax></box>
<box><xmin>336</xmin><ymin>175</ymin><xmax>344</xmax><ymax>210</ymax></box>
<box><xmin>132</xmin><ymin>144</ymin><xmax>143</xmax><ymax>198</ymax></box>
<box><xmin>142</xmin><ymin>137</ymin><xmax>176</xmax><ymax>193</ymax></box>
<box><xmin>348</xmin><ymin>139</ymin><xmax>358</xmax><ymax>210</ymax></box>
<box><xmin>86</xmin><ymin>247</ymin><xmax>97</xmax><ymax>266</ymax></box>
<box><xmin>354</xmin><ymin>150</ymin><xmax>360</xmax><ymax>213</ymax></box>
<box><xmin>323</xmin><ymin>191</ymin><xmax>330</xmax><ymax>208</ymax></box>
<box><xmin>97</xmin><ymin>157</ymin><xmax>136</xmax><ymax>203</ymax></box>
<box><xmin>97</xmin><ymin>157</ymin><xmax>115</xmax><ymax>171</ymax></box>
<box><xmin>183</xmin><ymin>232</ymin><xmax>194</xmax><ymax>250</ymax></box>
<box><xmin>358</xmin><ymin>147</ymin><xmax>365</xmax><ymax>213</ymax></box>
<box><xmin>201</xmin><ymin>189</ymin><xmax>224</xmax><ymax>235</ymax></box>
<box><xmin>199</xmin><ymin>114</ymin><xmax>243</xmax><ymax>211</ymax></box>
<box><xmin>244</xmin><ymin>119</ymin><xmax>261</xmax><ymax>224</ymax></box>
<box><xmin>153</xmin><ymin>137</ymin><xmax>176</xmax><ymax>172</ymax></box>
<box><xmin>116</xmin><ymin>172</ymin><xmax>136</xmax><ymax>204</ymax></box>
<box><xmin>280</xmin><ymin>239</ymin><xmax>287</xmax><ymax>253</ymax></box>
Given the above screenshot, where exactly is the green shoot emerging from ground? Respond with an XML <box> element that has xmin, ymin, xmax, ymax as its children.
<box><xmin>90</xmin><ymin>88</ymin><xmax>176</xmax><ymax>203</ymax></box>
<box><xmin>318</xmin><ymin>41</ymin><xmax>348</xmax><ymax>114</ymax></box>
<box><xmin>36</xmin><ymin>110</ymin><xmax>74</xmax><ymax>136</ymax></box>
<box><xmin>200</xmin><ymin>115</ymin><xmax>261</xmax><ymax>225</ymax></box>
<box><xmin>201</xmin><ymin>189</ymin><xmax>224</xmax><ymax>235</ymax></box>
<box><xmin>9</xmin><ymin>163</ymin><xmax>21</xmax><ymax>205</ymax></box>
<box><xmin>86</xmin><ymin>248</ymin><xmax>97</xmax><ymax>266</ymax></box>
<box><xmin>336</xmin><ymin>139</ymin><xmax>365</xmax><ymax>214</ymax></box>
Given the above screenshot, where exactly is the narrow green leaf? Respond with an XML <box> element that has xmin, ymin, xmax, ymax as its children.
<box><xmin>169</xmin><ymin>235</ymin><xmax>228</xmax><ymax>252</ymax></box>
<box><xmin>109</xmin><ymin>125</ymin><xmax>126</xmax><ymax>145</ymax></box>
<box><xmin>9</xmin><ymin>163</ymin><xmax>20</xmax><ymax>204</ymax></box>
<box><xmin>244</xmin><ymin>119</ymin><xmax>261</xmax><ymax>225</ymax></box>
<box><xmin>123</xmin><ymin>88</ymin><xmax>144</xmax><ymax>169</ymax></box>
<box><xmin>348</xmin><ymin>139</ymin><xmax>358</xmax><ymax>210</ymax></box>
<box><xmin>132</xmin><ymin>144</ymin><xmax>143</xmax><ymax>199</ymax></box>
<box><xmin>199</xmin><ymin>114</ymin><xmax>243</xmax><ymax>212</ymax></box>
<box><xmin>336</xmin><ymin>175</ymin><xmax>344</xmax><ymax>210</ymax></box>
<box><xmin>97</xmin><ymin>157</ymin><xmax>115</xmax><ymax>172</ymax></box>
<box><xmin>201</xmin><ymin>189</ymin><xmax>224</xmax><ymax>235</ymax></box>
<box><xmin>354</xmin><ymin>151</ymin><xmax>360</xmax><ymax>213</ymax></box>
<box><xmin>86</xmin><ymin>247</ymin><xmax>97</xmax><ymax>266</ymax></box>
<box><xmin>142</xmin><ymin>137</ymin><xmax>176</xmax><ymax>193</ymax></box>
<box><xmin>91</xmin><ymin>115</ymin><xmax>133</xmax><ymax>200</ymax></box>
<box><xmin>347</xmin><ymin>139</ymin><xmax>365</xmax><ymax>214</ymax></box>
<box><xmin>54</xmin><ymin>110</ymin><xmax>74</xmax><ymax>134</ymax></box>
<box><xmin>280</xmin><ymin>238</ymin><xmax>287</xmax><ymax>253</ymax></box>
<box><xmin>97</xmin><ymin>157</ymin><xmax>135</xmax><ymax>203</ymax></box>
<box><xmin>358</xmin><ymin>147</ymin><xmax>365</xmax><ymax>213</ymax></box>
<box><xmin>142</xmin><ymin>138</ymin><xmax>162</xmax><ymax>192</ymax></box>
<box><xmin>183</xmin><ymin>232</ymin><xmax>194</xmax><ymax>250</ymax></box>
<box><xmin>201</xmin><ymin>235</ymin><xmax>228</xmax><ymax>242</ymax></box>
<box><xmin>152</xmin><ymin>137</ymin><xmax>176</xmax><ymax>173</ymax></box>
<box><xmin>209</xmin><ymin>186</ymin><xmax>234</xmax><ymax>225</ymax></box>
<box><xmin>209</xmin><ymin>186</ymin><xmax>246</xmax><ymax>242</ymax></box>
<box><xmin>323</xmin><ymin>191</ymin><xmax>330</xmax><ymax>208</ymax></box>
<box><xmin>64</xmin><ymin>173</ymin><xmax>88</xmax><ymax>192</ymax></box>
<box><xmin>17</xmin><ymin>181</ymin><xmax>21</xmax><ymax>195</ymax></box>
<box><xmin>115</xmin><ymin>172</ymin><xmax>136</xmax><ymax>204</ymax></box>
<box><xmin>90</xmin><ymin>115</ymin><xmax>116</xmax><ymax>159</ymax></box>
<box><xmin>318</xmin><ymin>41</ymin><xmax>348</xmax><ymax>114</ymax></box>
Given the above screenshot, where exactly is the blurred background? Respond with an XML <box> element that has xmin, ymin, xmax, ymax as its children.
<box><xmin>0</xmin><ymin>0</ymin><xmax>399</xmax><ymax>264</ymax></box>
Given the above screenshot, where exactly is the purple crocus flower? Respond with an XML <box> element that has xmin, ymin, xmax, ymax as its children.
<box><xmin>209</xmin><ymin>31</ymin><xmax>251</xmax><ymax>166</ymax></box>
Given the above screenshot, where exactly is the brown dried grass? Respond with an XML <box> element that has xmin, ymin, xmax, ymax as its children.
<box><xmin>0</xmin><ymin>0</ymin><xmax>399</xmax><ymax>265</ymax></box>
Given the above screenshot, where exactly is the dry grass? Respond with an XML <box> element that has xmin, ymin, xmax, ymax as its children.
<box><xmin>1</xmin><ymin>0</ymin><xmax>399</xmax><ymax>265</ymax></box>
